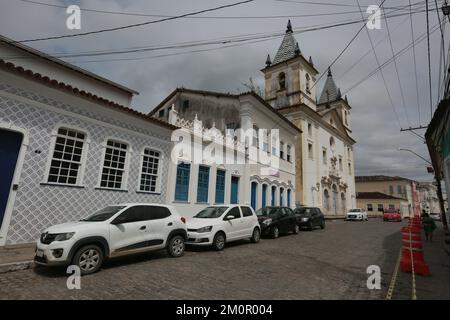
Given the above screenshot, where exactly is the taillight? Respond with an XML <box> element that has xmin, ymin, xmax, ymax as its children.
<box><xmin>181</xmin><ymin>217</ymin><xmax>186</xmax><ymax>224</ymax></box>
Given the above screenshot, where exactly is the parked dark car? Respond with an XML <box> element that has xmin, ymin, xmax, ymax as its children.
<box><xmin>255</xmin><ymin>207</ymin><xmax>299</xmax><ymax>238</ymax></box>
<box><xmin>294</xmin><ymin>207</ymin><xmax>325</xmax><ymax>230</ymax></box>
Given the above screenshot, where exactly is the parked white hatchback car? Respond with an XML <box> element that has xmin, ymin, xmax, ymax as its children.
<box><xmin>34</xmin><ymin>203</ymin><xmax>187</xmax><ymax>275</ymax></box>
<box><xmin>186</xmin><ymin>205</ymin><xmax>261</xmax><ymax>250</ymax></box>
<box><xmin>346</xmin><ymin>208</ymin><xmax>369</xmax><ymax>221</ymax></box>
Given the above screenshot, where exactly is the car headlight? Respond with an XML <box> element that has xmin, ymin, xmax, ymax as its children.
<box><xmin>54</xmin><ymin>232</ymin><xmax>75</xmax><ymax>241</ymax></box>
<box><xmin>196</xmin><ymin>226</ymin><xmax>213</xmax><ymax>233</ymax></box>
<box><xmin>262</xmin><ymin>218</ymin><xmax>272</xmax><ymax>226</ymax></box>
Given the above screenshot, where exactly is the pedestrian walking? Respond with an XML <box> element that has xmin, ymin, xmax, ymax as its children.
<box><xmin>422</xmin><ymin>213</ymin><xmax>437</xmax><ymax>242</ymax></box>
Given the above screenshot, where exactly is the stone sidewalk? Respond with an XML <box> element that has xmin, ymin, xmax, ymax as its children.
<box><xmin>0</xmin><ymin>243</ymin><xmax>35</xmax><ymax>273</ymax></box>
<box><xmin>391</xmin><ymin>221</ymin><xmax>450</xmax><ymax>300</ymax></box>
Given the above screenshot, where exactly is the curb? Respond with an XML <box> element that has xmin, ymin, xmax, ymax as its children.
<box><xmin>0</xmin><ymin>260</ymin><xmax>34</xmax><ymax>274</ymax></box>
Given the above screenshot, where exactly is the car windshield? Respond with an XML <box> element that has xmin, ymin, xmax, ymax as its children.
<box><xmin>295</xmin><ymin>208</ymin><xmax>313</xmax><ymax>216</ymax></box>
<box><xmin>349</xmin><ymin>209</ymin><xmax>361</xmax><ymax>212</ymax></box>
<box><xmin>256</xmin><ymin>207</ymin><xmax>279</xmax><ymax>216</ymax></box>
<box><xmin>194</xmin><ymin>207</ymin><xmax>228</xmax><ymax>218</ymax></box>
<box><xmin>80</xmin><ymin>206</ymin><xmax>126</xmax><ymax>222</ymax></box>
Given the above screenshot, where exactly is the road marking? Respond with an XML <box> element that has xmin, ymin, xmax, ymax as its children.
<box><xmin>408</xmin><ymin>229</ymin><xmax>417</xmax><ymax>300</ymax></box>
<box><xmin>385</xmin><ymin>249</ymin><xmax>402</xmax><ymax>300</ymax></box>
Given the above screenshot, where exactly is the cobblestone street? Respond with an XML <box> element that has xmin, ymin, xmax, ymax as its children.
<box><xmin>0</xmin><ymin>219</ymin><xmax>448</xmax><ymax>300</ymax></box>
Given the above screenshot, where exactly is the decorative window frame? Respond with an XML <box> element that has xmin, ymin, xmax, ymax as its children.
<box><xmin>136</xmin><ymin>146</ymin><xmax>164</xmax><ymax>194</ymax></box>
<box><xmin>286</xmin><ymin>144</ymin><xmax>292</xmax><ymax>162</ymax></box>
<box><xmin>307</xmin><ymin>142</ymin><xmax>314</xmax><ymax>160</ymax></box>
<box><xmin>174</xmin><ymin>160</ymin><xmax>192</xmax><ymax>203</ymax></box>
<box><xmin>322</xmin><ymin>147</ymin><xmax>327</xmax><ymax>165</ymax></box>
<box><xmin>214</xmin><ymin>168</ymin><xmax>226</xmax><ymax>205</ymax></box>
<box><xmin>196</xmin><ymin>164</ymin><xmax>211</xmax><ymax>204</ymax></box>
<box><xmin>96</xmin><ymin>137</ymin><xmax>132</xmax><ymax>192</ymax></box>
<box><xmin>42</xmin><ymin>123</ymin><xmax>90</xmax><ymax>188</ymax></box>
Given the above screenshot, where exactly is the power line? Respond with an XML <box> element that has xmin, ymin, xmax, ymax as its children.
<box><xmin>2</xmin><ymin>7</ymin><xmax>429</xmax><ymax>62</ymax></box>
<box><xmin>425</xmin><ymin>0</ymin><xmax>433</xmax><ymax>119</ymax></box>
<box><xmin>274</xmin><ymin>0</ymin><xmax>430</xmax><ymax>9</ymax></box>
<box><xmin>11</xmin><ymin>0</ymin><xmax>255</xmax><ymax>43</ymax></box>
<box><xmin>343</xmin><ymin>23</ymin><xmax>440</xmax><ymax>97</ymax></box>
<box><xmin>355</xmin><ymin>0</ymin><xmax>402</xmax><ymax>128</ymax></box>
<box><xmin>338</xmin><ymin>15</ymin><xmax>410</xmax><ymax>80</ymax></box>
<box><xmin>409</xmin><ymin>0</ymin><xmax>422</xmax><ymax>126</ymax></box>
<box><xmin>434</xmin><ymin>0</ymin><xmax>447</xmax><ymax>102</ymax></box>
<box><xmin>309</xmin><ymin>0</ymin><xmax>416</xmax><ymax>91</ymax></box>
<box><xmin>382</xmin><ymin>2</ymin><xmax>411</xmax><ymax>127</ymax></box>
<box><xmin>10</xmin><ymin>0</ymin><xmax>421</xmax><ymax>20</ymax></box>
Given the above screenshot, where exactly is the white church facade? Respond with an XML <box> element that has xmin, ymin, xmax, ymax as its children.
<box><xmin>263</xmin><ymin>21</ymin><xmax>357</xmax><ymax>215</ymax></box>
<box><xmin>150</xmin><ymin>88</ymin><xmax>300</xmax><ymax>217</ymax></box>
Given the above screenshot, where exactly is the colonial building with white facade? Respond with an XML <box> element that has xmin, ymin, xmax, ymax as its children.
<box><xmin>150</xmin><ymin>88</ymin><xmax>300</xmax><ymax>217</ymax></box>
<box><xmin>263</xmin><ymin>21</ymin><xmax>357</xmax><ymax>215</ymax></box>
<box><xmin>0</xmin><ymin>35</ymin><xmax>176</xmax><ymax>246</ymax></box>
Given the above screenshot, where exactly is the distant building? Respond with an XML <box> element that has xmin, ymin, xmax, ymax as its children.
<box><xmin>150</xmin><ymin>88</ymin><xmax>300</xmax><ymax>217</ymax></box>
<box><xmin>265</xmin><ymin>21</ymin><xmax>357</xmax><ymax>215</ymax></box>
<box><xmin>356</xmin><ymin>192</ymin><xmax>409</xmax><ymax>217</ymax></box>
<box><xmin>355</xmin><ymin>175</ymin><xmax>420</xmax><ymax>217</ymax></box>
<box><xmin>416</xmin><ymin>182</ymin><xmax>441</xmax><ymax>214</ymax></box>
<box><xmin>0</xmin><ymin>35</ymin><xmax>175</xmax><ymax>246</ymax></box>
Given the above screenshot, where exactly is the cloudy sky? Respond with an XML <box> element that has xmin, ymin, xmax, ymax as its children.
<box><xmin>1</xmin><ymin>0</ymin><xmax>448</xmax><ymax>182</ymax></box>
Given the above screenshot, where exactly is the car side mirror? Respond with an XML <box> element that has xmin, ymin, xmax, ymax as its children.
<box><xmin>224</xmin><ymin>215</ymin><xmax>235</xmax><ymax>221</ymax></box>
<box><xmin>111</xmin><ymin>216</ymin><xmax>126</xmax><ymax>225</ymax></box>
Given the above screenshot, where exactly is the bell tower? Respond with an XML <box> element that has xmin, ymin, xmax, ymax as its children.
<box><xmin>262</xmin><ymin>20</ymin><xmax>319</xmax><ymax>111</ymax></box>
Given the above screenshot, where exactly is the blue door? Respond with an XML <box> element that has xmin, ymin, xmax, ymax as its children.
<box><xmin>251</xmin><ymin>182</ymin><xmax>257</xmax><ymax>210</ymax></box>
<box><xmin>230</xmin><ymin>176</ymin><xmax>239</xmax><ymax>204</ymax></box>
<box><xmin>0</xmin><ymin>130</ymin><xmax>23</xmax><ymax>229</ymax></box>
<box><xmin>279</xmin><ymin>188</ymin><xmax>284</xmax><ymax>206</ymax></box>
<box><xmin>271</xmin><ymin>186</ymin><xmax>276</xmax><ymax>206</ymax></box>
<box><xmin>262</xmin><ymin>184</ymin><xmax>267</xmax><ymax>208</ymax></box>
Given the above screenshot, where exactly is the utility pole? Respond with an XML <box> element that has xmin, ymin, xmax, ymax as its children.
<box><xmin>398</xmin><ymin>148</ymin><xmax>448</xmax><ymax>229</ymax></box>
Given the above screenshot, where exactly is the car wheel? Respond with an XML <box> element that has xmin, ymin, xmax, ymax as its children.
<box><xmin>72</xmin><ymin>244</ymin><xmax>104</xmax><ymax>276</ymax></box>
<box><xmin>167</xmin><ymin>235</ymin><xmax>185</xmax><ymax>258</ymax></box>
<box><xmin>212</xmin><ymin>232</ymin><xmax>226</xmax><ymax>251</ymax></box>
<box><xmin>272</xmin><ymin>226</ymin><xmax>280</xmax><ymax>239</ymax></box>
<box><xmin>251</xmin><ymin>227</ymin><xmax>261</xmax><ymax>243</ymax></box>
<box><xmin>293</xmin><ymin>224</ymin><xmax>300</xmax><ymax>234</ymax></box>
<box><xmin>320</xmin><ymin>220</ymin><xmax>325</xmax><ymax>229</ymax></box>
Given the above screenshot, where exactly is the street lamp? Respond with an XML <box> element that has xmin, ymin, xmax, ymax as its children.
<box><xmin>398</xmin><ymin>148</ymin><xmax>432</xmax><ymax>165</ymax></box>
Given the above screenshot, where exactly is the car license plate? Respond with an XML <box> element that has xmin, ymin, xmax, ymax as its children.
<box><xmin>36</xmin><ymin>249</ymin><xmax>44</xmax><ymax>258</ymax></box>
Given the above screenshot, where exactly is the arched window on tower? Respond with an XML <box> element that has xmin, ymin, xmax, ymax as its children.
<box><xmin>305</xmin><ymin>73</ymin><xmax>310</xmax><ymax>93</ymax></box>
<box><xmin>278</xmin><ymin>72</ymin><xmax>286</xmax><ymax>90</ymax></box>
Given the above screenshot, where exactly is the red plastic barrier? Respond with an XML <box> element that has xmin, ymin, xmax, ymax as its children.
<box><xmin>400</xmin><ymin>257</ymin><xmax>430</xmax><ymax>276</ymax></box>
<box><xmin>402</xmin><ymin>249</ymin><xmax>425</xmax><ymax>261</ymax></box>
<box><xmin>402</xmin><ymin>234</ymin><xmax>422</xmax><ymax>241</ymax></box>
<box><xmin>402</xmin><ymin>241</ymin><xmax>423</xmax><ymax>249</ymax></box>
<box><xmin>401</xmin><ymin>226</ymin><xmax>421</xmax><ymax>234</ymax></box>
